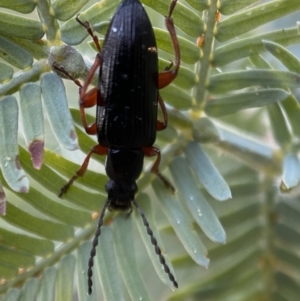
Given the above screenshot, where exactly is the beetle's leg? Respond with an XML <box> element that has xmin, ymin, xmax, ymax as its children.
<box><xmin>158</xmin><ymin>0</ymin><xmax>180</xmax><ymax>89</ymax></box>
<box><xmin>76</xmin><ymin>15</ymin><xmax>101</xmax><ymax>52</ymax></box>
<box><xmin>52</xmin><ymin>63</ymin><xmax>83</xmax><ymax>88</ymax></box>
<box><xmin>59</xmin><ymin>144</ymin><xmax>107</xmax><ymax>197</ymax></box>
<box><xmin>79</xmin><ymin>53</ymin><xmax>103</xmax><ymax>135</ymax></box>
<box><xmin>156</xmin><ymin>93</ymin><xmax>168</xmax><ymax>131</ymax></box>
<box><xmin>143</xmin><ymin>146</ymin><xmax>175</xmax><ymax>192</ymax></box>
<box><xmin>52</xmin><ymin>61</ymin><xmax>100</xmax><ymax>135</ymax></box>
<box><xmin>75</xmin><ymin>15</ymin><xmax>104</xmax><ymax>134</ymax></box>
<box><xmin>79</xmin><ymin>87</ymin><xmax>100</xmax><ymax>135</ymax></box>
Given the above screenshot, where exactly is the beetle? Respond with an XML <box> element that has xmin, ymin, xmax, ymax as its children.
<box><xmin>54</xmin><ymin>0</ymin><xmax>180</xmax><ymax>294</ymax></box>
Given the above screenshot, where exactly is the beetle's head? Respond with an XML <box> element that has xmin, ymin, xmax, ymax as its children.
<box><xmin>105</xmin><ymin>179</ymin><xmax>137</xmax><ymax>211</ymax></box>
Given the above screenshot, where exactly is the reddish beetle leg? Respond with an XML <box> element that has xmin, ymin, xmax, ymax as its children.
<box><xmin>158</xmin><ymin>0</ymin><xmax>180</xmax><ymax>89</ymax></box>
<box><xmin>54</xmin><ymin>16</ymin><xmax>107</xmax><ymax>197</ymax></box>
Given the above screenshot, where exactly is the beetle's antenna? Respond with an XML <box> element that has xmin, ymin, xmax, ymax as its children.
<box><xmin>88</xmin><ymin>198</ymin><xmax>110</xmax><ymax>295</ymax></box>
<box><xmin>132</xmin><ymin>199</ymin><xmax>178</xmax><ymax>288</ymax></box>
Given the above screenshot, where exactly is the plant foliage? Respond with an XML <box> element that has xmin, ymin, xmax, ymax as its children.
<box><xmin>0</xmin><ymin>0</ymin><xmax>300</xmax><ymax>300</ymax></box>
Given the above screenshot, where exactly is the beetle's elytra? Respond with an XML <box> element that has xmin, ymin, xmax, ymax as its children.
<box><xmin>54</xmin><ymin>0</ymin><xmax>180</xmax><ymax>294</ymax></box>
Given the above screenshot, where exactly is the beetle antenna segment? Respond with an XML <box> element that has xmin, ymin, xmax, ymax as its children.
<box><xmin>88</xmin><ymin>198</ymin><xmax>110</xmax><ymax>295</ymax></box>
<box><xmin>132</xmin><ymin>199</ymin><xmax>178</xmax><ymax>288</ymax></box>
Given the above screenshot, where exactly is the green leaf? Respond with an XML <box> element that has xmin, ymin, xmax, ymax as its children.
<box><xmin>0</xmin><ymin>61</ymin><xmax>46</xmax><ymax>96</ymax></box>
<box><xmin>1</xmin><ymin>288</ymin><xmax>20</xmax><ymax>301</ymax></box>
<box><xmin>213</xmin><ymin>26</ymin><xmax>300</xmax><ymax>66</ymax></box>
<box><xmin>153</xmin><ymin>178</ymin><xmax>210</xmax><ymax>267</ymax></box>
<box><xmin>219</xmin><ymin>0</ymin><xmax>260</xmax><ymax>15</ymax></box>
<box><xmin>0</xmin><ymin>264</ymin><xmax>18</xmax><ymax>280</ymax></box>
<box><xmin>169</xmin><ymin>157</ymin><xmax>226</xmax><ymax>244</ymax></box>
<box><xmin>0</xmin><ymin>96</ymin><xmax>29</xmax><ymax>192</ymax></box>
<box><xmin>267</xmin><ymin>102</ymin><xmax>292</xmax><ymax>149</ymax></box>
<box><xmin>19</xmin><ymin>83</ymin><xmax>44</xmax><ymax>169</ymax></box>
<box><xmin>52</xmin><ymin>0</ymin><xmax>89</xmax><ymax>21</ymax></box>
<box><xmin>37</xmin><ymin>267</ymin><xmax>57</xmax><ymax>301</ymax></box>
<box><xmin>184</xmin><ymin>0</ymin><xmax>208</xmax><ymax>12</ymax></box>
<box><xmin>43</xmin><ymin>149</ymin><xmax>107</xmax><ymax>193</ymax></box>
<box><xmin>3</xmin><ymin>35</ymin><xmax>49</xmax><ymax>60</ymax></box>
<box><xmin>249</xmin><ymin>53</ymin><xmax>272</xmax><ymax>69</ymax></box>
<box><xmin>19</xmin><ymin>147</ymin><xmax>104</xmax><ymax>212</ymax></box>
<box><xmin>207</xmin><ymin>70</ymin><xmax>300</xmax><ymax>94</ymax></box>
<box><xmin>96</xmin><ymin>229</ymin><xmax>125</xmax><ymax>300</ymax></box>
<box><xmin>0</xmin><ymin>11</ymin><xmax>44</xmax><ymax>40</ymax></box>
<box><xmin>0</xmin><ymin>0</ymin><xmax>36</xmax><ymax>14</ymax></box>
<box><xmin>0</xmin><ymin>229</ymin><xmax>54</xmax><ymax>256</ymax></box>
<box><xmin>216</xmin><ymin>1</ymin><xmax>300</xmax><ymax>42</ymax></box>
<box><xmin>263</xmin><ymin>40</ymin><xmax>300</xmax><ymax>74</ymax></box>
<box><xmin>281</xmin><ymin>94</ymin><xmax>300</xmax><ymax>138</ymax></box>
<box><xmin>0</xmin><ymin>246</ymin><xmax>35</xmax><ymax>268</ymax></box>
<box><xmin>113</xmin><ymin>215</ymin><xmax>151</xmax><ymax>301</ymax></box>
<box><xmin>3</xmin><ymin>203</ymin><xmax>74</xmax><ymax>241</ymax></box>
<box><xmin>56</xmin><ymin>255</ymin><xmax>76</xmax><ymax>301</ymax></box>
<box><xmin>0</xmin><ymin>36</ymin><xmax>33</xmax><ymax>69</ymax></box>
<box><xmin>281</xmin><ymin>153</ymin><xmax>300</xmax><ymax>190</ymax></box>
<box><xmin>143</xmin><ymin>0</ymin><xmax>204</xmax><ymax>38</ymax></box>
<box><xmin>157</xmin><ymin>124</ymin><xmax>178</xmax><ymax>143</ymax></box>
<box><xmin>0</xmin><ymin>63</ymin><xmax>13</xmax><ymax>83</ymax></box>
<box><xmin>41</xmin><ymin>72</ymin><xmax>78</xmax><ymax>151</ymax></box>
<box><xmin>18</xmin><ymin>186</ymin><xmax>92</xmax><ymax>227</ymax></box>
<box><xmin>205</xmin><ymin>89</ymin><xmax>290</xmax><ymax>117</ymax></box>
<box><xmin>185</xmin><ymin>142</ymin><xmax>231</xmax><ymax>201</ymax></box>
<box><xmin>160</xmin><ymin>84</ymin><xmax>193</xmax><ymax>110</ymax></box>
<box><xmin>60</xmin><ymin>0</ymin><xmax>122</xmax><ymax>45</ymax></box>
<box><xmin>216</xmin><ymin>124</ymin><xmax>277</xmax><ymax>172</ymax></box>
<box><xmin>154</xmin><ymin>28</ymin><xmax>200</xmax><ymax>64</ymax></box>
<box><xmin>19</xmin><ymin>278</ymin><xmax>40</xmax><ymax>301</ymax></box>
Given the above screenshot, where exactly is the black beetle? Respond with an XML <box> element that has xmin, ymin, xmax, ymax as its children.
<box><xmin>54</xmin><ymin>0</ymin><xmax>180</xmax><ymax>294</ymax></box>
